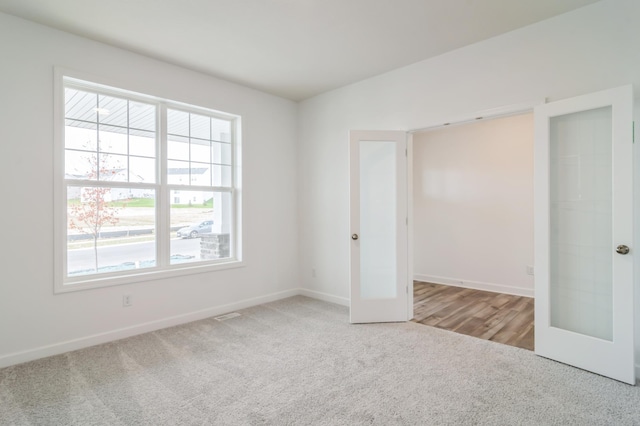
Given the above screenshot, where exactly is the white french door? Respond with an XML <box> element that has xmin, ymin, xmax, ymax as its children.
<box><xmin>349</xmin><ymin>130</ymin><xmax>410</xmax><ymax>323</ymax></box>
<box><xmin>534</xmin><ymin>85</ymin><xmax>635</xmax><ymax>384</ymax></box>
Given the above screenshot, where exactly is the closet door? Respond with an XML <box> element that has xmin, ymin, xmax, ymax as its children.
<box><xmin>534</xmin><ymin>86</ymin><xmax>635</xmax><ymax>384</ymax></box>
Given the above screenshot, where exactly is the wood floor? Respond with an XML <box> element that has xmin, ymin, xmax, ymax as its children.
<box><xmin>412</xmin><ymin>281</ymin><xmax>535</xmax><ymax>351</ymax></box>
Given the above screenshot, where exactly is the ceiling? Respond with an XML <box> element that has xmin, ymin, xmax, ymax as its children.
<box><xmin>0</xmin><ymin>0</ymin><xmax>600</xmax><ymax>101</ymax></box>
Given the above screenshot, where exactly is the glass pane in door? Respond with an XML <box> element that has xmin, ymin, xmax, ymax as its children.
<box><xmin>549</xmin><ymin>106</ymin><xmax>613</xmax><ymax>341</ymax></box>
<box><xmin>359</xmin><ymin>140</ymin><xmax>397</xmax><ymax>299</ymax></box>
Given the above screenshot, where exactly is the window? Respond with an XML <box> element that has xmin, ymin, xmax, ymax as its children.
<box><xmin>56</xmin><ymin>75</ymin><xmax>241</xmax><ymax>292</ymax></box>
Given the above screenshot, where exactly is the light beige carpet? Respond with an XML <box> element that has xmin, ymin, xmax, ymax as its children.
<box><xmin>1</xmin><ymin>296</ymin><xmax>639</xmax><ymax>425</ymax></box>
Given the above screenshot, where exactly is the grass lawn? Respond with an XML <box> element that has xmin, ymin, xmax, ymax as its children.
<box><xmin>68</xmin><ymin>197</ymin><xmax>214</xmax><ymax>209</ymax></box>
<box><xmin>171</xmin><ymin>198</ymin><xmax>213</xmax><ymax>208</ymax></box>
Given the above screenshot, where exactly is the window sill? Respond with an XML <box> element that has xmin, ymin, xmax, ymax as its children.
<box><xmin>54</xmin><ymin>259</ymin><xmax>245</xmax><ymax>294</ymax></box>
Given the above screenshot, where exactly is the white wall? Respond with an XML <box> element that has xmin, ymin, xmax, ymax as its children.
<box><xmin>0</xmin><ymin>13</ymin><xmax>299</xmax><ymax>367</ymax></box>
<box><xmin>413</xmin><ymin>113</ymin><xmax>534</xmax><ymax>296</ymax></box>
<box><xmin>298</xmin><ymin>0</ymin><xmax>640</xmax><ymax>369</ymax></box>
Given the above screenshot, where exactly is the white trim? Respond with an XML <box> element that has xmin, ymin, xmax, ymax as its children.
<box><xmin>299</xmin><ymin>288</ymin><xmax>350</xmax><ymax>306</ymax></box>
<box><xmin>1</xmin><ymin>282</ymin><xmax>635</xmax><ymax>378</ymax></box>
<box><xmin>158</xmin><ymin>104</ymin><xmax>169</xmax><ymax>268</ymax></box>
<box><xmin>53</xmin><ymin>67</ymin><xmax>67</xmax><ymax>292</ymax></box>
<box><xmin>0</xmin><ymin>288</ymin><xmax>299</xmax><ymax>369</ymax></box>
<box><xmin>413</xmin><ymin>274</ymin><xmax>534</xmax><ymax>298</ymax></box>
<box><xmin>56</xmin><ymin>260</ymin><xmax>246</xmax><ymax>294</ymax></box>
<box><xmin>408</xmin><ymin>99</ymin><xmax>545</xmax><ymax>133</ymax></box>
<box><xmin>406</xmin><ymin>133</ymin><xmax>414</xmax><ymax>320</ymax></box>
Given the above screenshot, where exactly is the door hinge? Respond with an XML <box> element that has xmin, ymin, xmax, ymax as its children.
<box><xmin>405</xmin><ymin>148</ymin><xmax>407</xmax><ymax>156</ymax></box>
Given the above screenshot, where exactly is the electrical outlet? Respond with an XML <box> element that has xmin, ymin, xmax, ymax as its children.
<box><xmin>123</xmin><ymin>294</ymin><xmax>132</xmax><ymax>307</ymax></box>
<box><xmin>526</xmin><ymin>265</ymin><xmax>534</xmax><ymax>276</ymax></box>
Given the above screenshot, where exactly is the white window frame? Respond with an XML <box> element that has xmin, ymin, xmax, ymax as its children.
<box><xmin>54</xmin><ymin>69</ymin><xmax>243</xmax><ymax>293</ymax></box>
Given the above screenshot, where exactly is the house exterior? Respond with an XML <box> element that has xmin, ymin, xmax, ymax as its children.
<box><xmin>66</xmin><ymin>168</ymin><xmax>210</xmax><ymax>204</ymax></box>
<box><xmin>66</xmin><ymin>173</ymin><xmax>150</xmax><ymax>202</ymax></box>
<box><xmin>167</xmin><ymin>167</ymin><xmax>210</xmax><ymax>205</ymax></box>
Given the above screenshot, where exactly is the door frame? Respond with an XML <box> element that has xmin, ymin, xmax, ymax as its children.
<box><xmin>407</xmin><ymin>99</ymin><xmax>543</xmax><ymax>305</ymax></box>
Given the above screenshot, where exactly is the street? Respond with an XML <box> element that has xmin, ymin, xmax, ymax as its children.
<box><xmin>68</xmin><ymin>238</ymin><xmax>202</xmax><ymax>275</ymax></box>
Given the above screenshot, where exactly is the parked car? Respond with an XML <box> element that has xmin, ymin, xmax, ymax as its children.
<box><xmin>177</xmin><ymin>220</ymin><xmax>213</xmax><ymax>238</ymax></box>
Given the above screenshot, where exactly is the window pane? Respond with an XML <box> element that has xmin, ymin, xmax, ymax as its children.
<box><xmin>203</xmin><ymin>192</ymin><xmax>232</xmax><ymax>260</ymax></box>
<box><xmin>129</xmin><ymin>156</ymin><xmax>155</xmax><ymax>183</ymax></box>
<box><xmin>99</xmin><ymin>125</ymin><xmax>128</xmax><ymax>155</ymax></box>
<box><xmin>65</xmin><ymin>120</ymin><xmax>97</xmax><ymax>151</ymax></box>
<box><xmin>550</xmin><ymin>107</ymin><xmax>613</xmax><ymax>341</ymax></box>
<box><xmin>65</xmin><ymin>150</ymin><xmax>97</xmax><ymax>180</ymax></box>
<box><xmin>211</xmin><ymin>142</ymin><xmax>222</xmax><ymax>164</ymax></box>
<box><xmin>168</xmin><ymin>109</ymin><xmax>189</xmax><ymax>136</ymax></box>
<box><xmin>170</xmin><ymin>190</ymin><xmax>213</xmax><ymax>265</ymax></box>
<box><xmin>67</xmin><ymin>188</ymin><xmax>156</xmax><ymax>277</ymax></box>
<box><xmin>221</xmin><ymin>143</ymin><xmax>232</xmax><ymax>165</ymax></box>
<box><xmin>65</xmin><ymin>88</ymin><xmax>97</xmax><ymax>122</ymax></box>
<box><xmin>191</xmin><ymin>139</ymin><xmax>211</xmax><ymax>163</ymax></box>
<box><xmin>99</xmin><ymin>153</ymin><xmax>128</xmax><ymax>182</ymax></box>
<box><xmin>98</xmin><ymin>94</ymin><xmax>127</xmax><ymax>127</ymax></box>
<box><xmin>212</xmin><ymin>165</ymin><xmax>232</xmax><ymax>187</ymax></box>
<box><xmin>168</xmin><ymin>135</ymin><xmax>189</xmax><ymax>161</ymax></box>
<box><xmin>190</xmin><ymin>163</ymin><xmax>211</xmax><ymax>186</ymax></box>
<box><xmin>129</xmin><ymin>101</ymin><xmax>156</xmax><ymax>131</ymax></box>
<box><xmin>359</xmin><ymin>140</ymin><xmax>397</xmax><ymax>299</ymax></box>
<box><xmin>170</xmin><ymin>190</ymin><xmax>231</xmax><ymax>264</ymax></box>
<box><xmin>211</xmin><ymin>142</ymin><xmax>232</xmax><ymax>165</ymax></box>
<box><xmin>129</xmin><ymin>129</ymin><xmax>156</xmax><ymax>158</ymax></box>
<box><xmin>167</xmin><ymin>160</ymin><xmax>190</xmax><ymax>184</ymax></box>
<box><xmin>212</xmin><ymin>117</ymin><xmax>231</xmax><ymax>142</ymax></box>
<box><xmin>190</xmin><ymin>114</ymin><xmax>210</xmax><ymax>140</ymax></box>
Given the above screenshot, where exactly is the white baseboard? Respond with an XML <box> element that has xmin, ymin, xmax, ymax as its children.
<box><xmin>2</xmin><ymin>287</ymin><xmax>637</xmax><ymax>381</ymax></box>
<box><xmin>414</xmin><ymin>274</ymin><xmax>534</xmax><ymax>298</ymax></box>
<box><xmin>0</xmin><ymin>288</ymin><xmax>300</xmax><ymax>369</ymax></box>
<box><xmin>299</xmin><ymin>288</ymin><xmax>350</xmax><ymax>306</ymax></box>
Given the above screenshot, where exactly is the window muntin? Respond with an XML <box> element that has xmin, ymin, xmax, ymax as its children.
<box><xmin>59</xmin><ymin>77</ymin><xmax>240</xmax><ymax>290</ymax></box>
<box><xmin>64</xmin><ymin>88</ymin><xmax>157</xmax><ymax>184</ymax></box>
<box><xmin>166</xmin><ymin>109</ymin><xmax>233</xmax><ymax>188</ymax></box>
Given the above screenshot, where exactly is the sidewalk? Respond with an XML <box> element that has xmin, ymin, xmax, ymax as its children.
<box><xmin>67</xmin><ymin>225</ymin><xmax>185</xmax><ymax>241</ymax></box>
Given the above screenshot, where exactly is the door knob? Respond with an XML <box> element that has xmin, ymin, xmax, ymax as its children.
<box><xmin>351</xmin><ymin>234</ymin><xmax>359</xmax><ymax>240</ymax></box>
<box><xmin>616</xmin><ymin>245</ymin><xmax>630</xmax><ymax>255</ymax></box>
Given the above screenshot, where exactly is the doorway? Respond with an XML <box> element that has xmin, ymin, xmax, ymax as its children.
<box><xmin>413</xmin><ymin>113</ymin><xmax>534</xmax><ymax>297</ymax></box>
<box><xmin>411</xmin><ymin>112</ymin><xmax>535</xmax><ymax>350</ymax></box>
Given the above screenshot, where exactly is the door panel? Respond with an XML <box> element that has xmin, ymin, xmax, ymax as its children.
<box><xmin>350</xmin><ymin>131</ymin><xmax>409</xmax><ymax>323</ymax></box>
<box><xmin>359</xmin><ymin>140</ymin><xmax>398</xmax><ymax>300</ymax></box>
<box><xmin>534</xmin><ymin>86</ymin><xmax>635</xmax><ymax>384</ymax></box>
